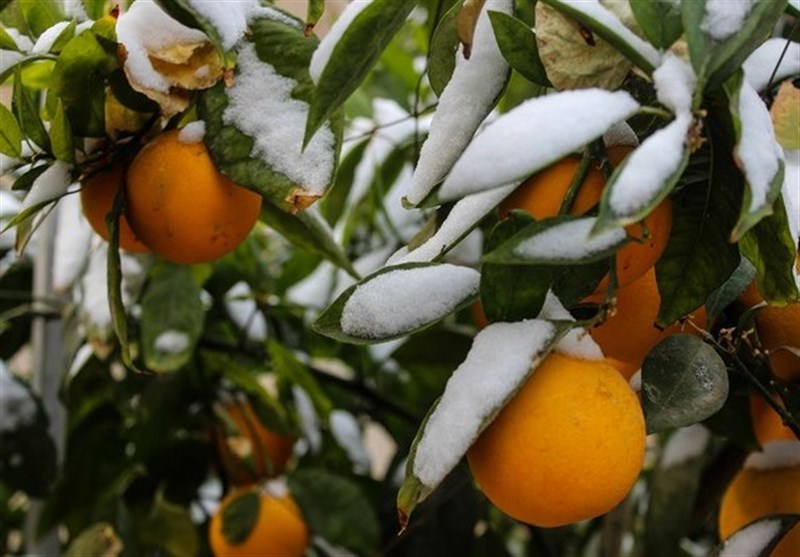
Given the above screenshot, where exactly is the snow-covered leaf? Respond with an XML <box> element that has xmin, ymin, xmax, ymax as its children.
<box><xmin>485</xmin><ymin>216</ymin><xmax>628</xmax><ymax>266</ymax></box>
<box><xmin>405</xmin><ymin>0</ymin><xmax>511</xmax><ymax>207</ymax></box>
<box><xmin>541</xmin><ymin>0</ymin><xmax>661</xmax><ymax>74</ymax></box>
<box><xmin>629</xmin><ymin>0</ymin><xmax>682</xmax><ymax>50</ymax></box>
<box><xmin>682</xmin><ymin>0</ymin><xmax>787</xmax><ymax>92</ymax></box>
<box><xmin>199</xmin><ymin>16</ymin><xmax>341</xmax><ymax>213</ymax></box>
<box><xmin>313</xmin><ymin>263</ymin><xmax>480</xmax><ymax>344</ymax></box>
<box><xmin>4</xmin><ymin>162</ymin><xmax>70</xmax><ymax>241</ymax></box>
<box><xmin>427</xmin><ymin>0</ymin><xmax>463</xmax><ymax>96</ymax></box>
<box><xmin>488</xmin><ymin>10</ymin><xmax>549</xmax><ymax>86</ymax></box>
<box><xmin>0</xmin><ymin>103</ymin><xmax>22</xmax><ymax>158</ymax></box>
<box><xmin>438</xmin><ymin>89</ymin><xmax>639</xmax><ymax>202</ymax></box>
<box><xmin>305</xmin><ymin>0</ymin><xmax>416</xmax><ymax>145</ymax></box>
<box><xmin>710</xmin><ymin>516</ymin><xmax>800</xmax><ymax>557</ymax></box>
<box><xmin>744</xmin><ymin>38</ymin><xmax>800</xmax><ymax>93</ymax></box>
<box><xmin>397</xmin><ymin>319</ymin><xmax>568</xmax><ymax>524</ymax></box>
<box><xmin>641</xmin><ymin>335</ymin><xmax>728</xmax><ymax>433</ymax></box>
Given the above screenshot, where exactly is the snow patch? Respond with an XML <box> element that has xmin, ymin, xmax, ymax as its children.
<box><xmin>225</xmin><ymin>281</ymin><xmax>267</xmax><ymax>342</ymax></box>
<box><xmin>292</xmin><ymin>386</ymin><xmax>322</xmax><ymax>454</ymax></box>
<box><xmin>701</xmin><ymin>0</ymin><xmax>757</xmax><ymax>42</ymax></box>
<box><xmin>539</xmin><ymin>291</ymin><xmax>603</xmax><ymax>360</ymax></box>
<box><xmin>330</xmin><ymin>410</ymin><xmax>370</xmax><ymax>474</ymax></box>
<box><xmin>0</xmin><ymin>365</ymin><xmax>36</xmax><ymax>432</ymax></box>
<box><xmin>744</xmin><ymin>440</ymin><xmax>800</xmax><ymax>470</ymax></box>
<box><xmin>53</xmin><ymin>192</ymin><xmax>92</xmax><ymax>292</ymax></box>
<box><xmin>178</xmin><ymin>121</ymin><xmax>206</xmax><ymax>144</ymax></box>
<box><xmin>21</xmin><ymin>162</ymin><xmax>72</xmax><ymax>213</ymax></box>
<box><xmin>782</xmin><ymin>150</ymin><xmax>800</xmax><ymax>249</ymax></box>
<box><xmin>744</xmin><ymin>38</ymin><xmax>800</xmax><ymax>92</ymax></box>
<box><xmin>309</xmin><ymin>0</ymin><xmax>373</xmax><ymax>83</ymax></box>
<box><xmin>653</xmin><ymin>53</ymin><xmax>696</xmax><ymax>115</ymax></box>
<box><xmin>31</xmin><ymin>21</ymin><xmax>71</xmax><ymax>53</ymax></box>
<box><xmin>154</xmin><ymin>330</ymin><xmax>191</xmax><ymax>355</ymax></box>
<box><xmin>512</xmin><ymin>218</ymin><xmax>626</xmax><ymax>261</ymax></box>
<box><xmin>660</xmin><ymin>424</ymin><xmax>710</xmax><ymax>468</ymax></box>
<box><xmin>185</xmin><ymin>0</ymin><xmax>257</xmax><ymax>49</ymax></box>
<box><xmin>719</xmin><ymin>518</ymin><xmax>784</xmax><ymax>557</ymax></box>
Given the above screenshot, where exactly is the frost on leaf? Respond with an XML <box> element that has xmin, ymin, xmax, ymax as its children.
<box><xmin>653</xmin><ymin>53</ymin><xmax>696</xmax><ymax>116</ymax></box>
<box><xmin>700</xmin><ymin>0</ymin><xmax>757</xmax><ymax>42</ymax></box>
<box><xmin>743</xmin><ymin>38</ymin><xmax>800</xmax><ymax>93</ymax></box>
<box><xmin>308</xmin><ymin>0</ymin><xmax>372</xmax><ymax>84</ymax></box>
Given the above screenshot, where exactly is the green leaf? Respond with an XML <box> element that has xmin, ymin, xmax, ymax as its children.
<box><xmin>480</xmin><ymin>212</ymin><xmax>551</xmax><ymax>322</ymax></box>
<box><xmin>319</xmin><ymin>139</ymin><xmax>369</xmax><ymax>226</ymax></box>
<box><xmin>305</xmin><ymin>0</ymin><xmax>325</xmax><ymax>35</ymax></box>
<box><xmin>0</xmin><ymin>102</ymin><xmax>22</xmax><ymax>158</ymax></box>
<box><xmin>711</xmin><ymin>516</ymin><xmax>800</xmax><ymax>557</ymax></box>
<box><xmin>305</xmin><ymin>0</ymin><xmax>418</xmax><ymax>145</ymax></box>
<box><xmin>49</xmin><ymin>98</ymin><xmax>74</xmax><ymax>163</ymax></box>
<box><xmin>629</xmin><ymin>0</ymin><xmax>682</xmax><ymax>50</ymax></box>
<box><xmin>49</xmin><ymin>18</ymin><xmax>76</xmax><ymax>53</ymax></box>
<box><xmin>221</xmin><ymin>490</ymin><xmax>260</xmax><ymax>545</ymax></box>
<box><xmin>487</xmin><ymin>10</ymin><xmax>550</xmax><ymax>86</ymax></box>
<box><xmin>13</xmin><ymin>68</ymin><xmax>50</xmax><ymax>151</ymax></box>
<box><xmin>11</xmin><ymin>163</ymin><xmax>50</xmax><ymax>192</ymax></box>
<box><xmin>82</xmin><ymin>0</ymin><xmax>109</xmax><ymax>21</ymax></box>
<box><xmin>312</xmin><ymin>262</ymin><xmax>479</xmax><ymax>345</ymax></box>
<box><xmin>139</xmin><ymin>495</ymin><xmax>199</xmax><ymax>557</ymax></box>
<box><xmin>740</xmin><ymin>194</ymin><xmax>800</xmax><ymax>305</ymax></box>
<box><xmin>289</xmin><ymin>468</ymin><xmax>380</xmax><ymax>556</ymax></box>
<box><xmin>655</xmin><ymin>112</ymin><xmax>741</xmax><ymax>327</ymax></box>
<box><xmin>19</xmin><ymin>0</ymin><xmax>63</xmax><ymax>37</ymax></box>
<box><xmin>641</xmin><ymin>335</ymin><xmax>729</xmax><ymax>433</ymax></box>
<box><xmin>0</xmin><ymin>53</ymin><xmax>57</xmax><ymax>87</ymax></box>
<box><xmin>705</xmin><ymin>256</ymin><xmax>757</xmax><ymax>319</ymax></box>
<box><xmin>198</xmin><ymin>15</ymin><xmax>343</xmax><ymax>214</ymax></box>
<box><xmin>65</xmin><ymin>523</ymin><xmax>122</xmax><ymax>557</ymax></box>
<box><xmin>140</xmin><ymin>263</ymin><xmax>205</xmax><ymax>373</ymax></box>
<box><xmin>0</xmin><ymin>24</ymin><xmax>19</xmax><ymax>51</ymax></box>
<box><xmin>46</xmin><ymin>27</ymin><xmax>118</xmax><ymax>137</ymax></box>
<box><xmin>427</xmin><ymin>0</ymin><xmax>463</xmax><ymax>96</ymax></box>
<box><xmin>268</xmin><ymin>340</ymin><xmax>333</xmax><ymax>418</ymax></box>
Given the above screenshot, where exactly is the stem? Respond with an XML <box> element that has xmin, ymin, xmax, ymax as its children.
<box><xmin>637</xmin><ymin>106</ymin><xmax>673</xmax><ymax>120</ymax></box>
<box><xmin>558</xmin><ymin>150</ymin><xmax>592</xmax><ymax>216</ymax></box>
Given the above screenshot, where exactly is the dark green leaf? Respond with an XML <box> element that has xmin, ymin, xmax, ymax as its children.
<box><xmin>705</xmin><ymin>256</ymin><xmax>757</xmax><ymax>319</ymax></box>
<box><xmin>642</xmin><ymin>335</ymin><xmax>729</xmax><ymax>433</ymax></box>
<box><xmin>392</xmin><ymin>329</ymin><xmax>473</xmax><ymax>379</ymax></box>
<box><xmin>710</xmin><ymin>515</ymin><xmax>800</xmax><ymax>557</ymax></box>
<box><xmin>488</xmin><ymin>10</ymin><xmax>550</xmax><ymax>86</ymax></box>
<box><xmin>289</xmin><ymin>468</ymin><xmax>380</xmax><ymax>556</ymax></box>
<box><xmin>19</xmin><ymin>0</ymin><xmax>63</xmax><ymax>37</ymax></box>
<box><xmin>305</xmin><ymin>0</ymin><xmax>418</xmax><ymax>144</ymax></box>
<box><xmin>13</xmin><ymin>68</ymin><xmax>50</xmax><ymax>151</ymax></box>
<box><xmin>11</xmin><ymin>163</ymin><xmax>50</xmax><ymax>192</ymax></box>
<box><xmin>427</xmin><ymin>0</ymin><xmax>463</xmax><ymax>96</ymax></box>
<box><xmin>0</xmin><ymin>102</ymin><xmax>22</xmax><ymax>158</ymax></box>
<box><xmin>221</xmin><ymin>490</ymin><xmax>260</xmax><ymax>545</ymax></box>
<box><xmin>268</xmin><ymin>340</ymin><xmax>333</xmax><ymax>418</ymax></box>
<box><xmin>305</xmin><ymin>0</ymin><xmax>325</xmax><ymax>35</ymax></box>
<box><xmin>551</xmin><ymin>259</ymin><xmax>609</xmax><ymax>307</ymax></box>
<box><xmin>140</xmin><ymin>263</ymin><xmax>205</xmax><ymax>373</ymax></box>
<box><xmin>49</xmin><ymin>98</ymin><xmax>74</xmax><ymax>163</ymax></box>
<box><xmin>480</xmin><ymin>212</ymin><xmax>551</xmax><ymax>322</ymax></box>
<box><xmin>629</xmin><ymin>0</ymin><xmax>682</xmax><ymax>50</ymax></box>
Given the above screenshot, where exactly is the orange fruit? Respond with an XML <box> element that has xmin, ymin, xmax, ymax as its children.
<box><xmin>750</xmin><ymin>396</ymin><xmax>798</xmax><ymax>446</ymax></box>
<box><xmin>208</xmin><ymin>486</ymin><xmax>308</xmax><ymax>557</ymax></box>
<box><xmin>80</xmin><ymin>162</ymin><xmax>150</xmax><ymax>253</ymax></box>
<box><xmin>739</xmin><ymin>282</ymin><xmax>800</xmax><ymax>382</ymax></box>
<box><xmin>216</xmin><ymin>400</ymin><xmax>295</xmax><ymax>486</ymax></box>
<box><xmin>500</xmin><ymin>146</ymin><xmax>672</xmax><ymax>290</ymax></box>
<box><xmin>467</xmin><ymin>353</ymin><xmax>645</xmax><ymax>527</ymax></box>
<box><xmin>586</xmin><ymin>268</ymin><xmax>707</xmax><ymax>378</ymax></box>
<box><xmin>126</xmin><ymin>129</ymin><xmax>262</xmax><ymax>264</ymax></box>
<box><xmin>719</xmin><ymin>457</ymin><xmax>800</xmax><ymax>557</ymax></box>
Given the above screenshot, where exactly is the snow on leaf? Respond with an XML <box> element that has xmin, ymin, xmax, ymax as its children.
<box><xmin>659</xmin><ymin>424</ymin><xmax>711</xmax><ymax>469</ymax></box>
<box><xmin>700</xmin><ymin>0</ymin><xmax>757</xmax><ymax>42</ymax></box>
<box><xmin>438</xmin><ymin>89</ymin><xmax>639</xmax><ymax>202</ymax></box>
<box><xmin>653</xmin><ymin>52</ymin><xmax>696</xmax><ymax>116</ymax></box>
<box><xmin>225</xmin><ymin>281</ymin><xmax>267</xmax><ymax>342</ymax></box>
<box><xmin>404</xmin><ymin>0</ymin><xmax>512</xmax><ymax>207</ymax></box>
<box><xmin>539</xmin><ymin>291</ymin><xmax>603</xmax><ymax>360</ymax></box>
<box><xmin>20</xmin><ymin>161</ymin><xmax>71</xmax><ymax>213</ymax></box>
<box><xmin>308</xmin><ymin>0</ymin><xmax>372</xmax><ymax>84</ymax></box>
<box><xmin>744</xmin><ymin>38</ymin><xmax>800</xmax><ymax>93</ymax></box>
<box><xmin>744</xmin><ymin>440</ymin><xmax>800</xmax><ymax>471</ymax></box>
<box><xmin>184</xmin><ymin>0</ymin><xmax>258</xmax><ymax>49</ymax></box>
<box><xmin>313</xmin><ymin>263</ymin><xmax>480</xmax><ymax>344</ymax></box>
<box><xmin>715</xmin><ymin>517</ymin><xmax>799</xmax><ymax>557</ymax></box>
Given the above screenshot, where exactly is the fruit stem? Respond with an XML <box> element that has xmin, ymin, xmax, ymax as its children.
<box><xmin>558</xmin><ymin>149</ymin><xmax>593</xmax><ymax>215</ymax></box>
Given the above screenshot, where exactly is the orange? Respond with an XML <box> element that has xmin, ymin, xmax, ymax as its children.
<box><xmin>208</xmin><ymin>486</ymin><xmax>308</xmax><ymax>557</ymax></box>
<box><xmin>500</xmin><ymin>146</ymin><xmax>672</xmax><ymax>290</ymax></box>
<box><xmin>80</xmin><ymin>162</ymin><xmax>150</xmax><ymax>253</ymax></box>
<box><xmin>719</xmin><ymin>463</ymin><xmax>800</xmax><ymax>557</ymax></box>
<box><xmin>586</xmin><ymin>268</ymin><xmax>707</xmax><ymax>378</ymax></box>
<box><xmin>750</xmin><ymin>396</ymin><xmax>798</xmax><ymax>446</ymax></box>
<box><xmin>739</xmin><ymin>282</ymin><xmax>800</xmax><ymax>382</ymax></box>
<box><xmin>126</xmin><ymin>129</ymin><xmax>262</xmax><ymax>264</ymax></box>
<box><xmin>216</xmin><ymin>400</ymin><xmax>295</xmax><ymax>486</ymax></box>
<box><xmin>467</xmin><ymin>353</ymin><xmax>645</xmax><ymax>527</ymax></box>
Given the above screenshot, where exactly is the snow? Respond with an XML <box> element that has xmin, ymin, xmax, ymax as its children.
<box><xmin>154</xmin><ymin>330</ymin><xmax>191</xmax><ymax>355</ymax></box>
<box><xmin>225</xmin><ymin>281</ymin><xmax>267</xmax><ymax>342</ymax></box>
<box><xmin>223</xmin><ymin>43</ymin><xmax>335</xmax><ymax>197</ymax></box>
<box><xmin>332</xmin><ymin>245</ymin><xmax>395</xmax><ymax>299</ymax></box>
<box><xmin>53</xmin><ymin>192</ymin><xmax>92</xmax><ymax>293</ymax></box>
<box><xmin>744</xmin><ymin>440</ymin><xmax>800</xmax><ymax>470</ymax></box>
<box><xmin>660</xmin><ymin>424</ymin><xmax>711</xmax><ymax>468</ymax></box>
<box><xmin>653</xmin><ymin>53</ymin><xmax>696</xmax><ymax>115</ymax></box>
<box><xmin>539</xmin><ymin>291</ymin><xmax>603</xmax><ymax>360</ymax></box>
<box><xmin>0</xmin><ymin>28</ymin><xmax>32</xmax><ymax>75</ymax></box>
<box><xmin>608</xmin><ymin>113</ymin><xmax>691</xmax><ymax>219</ymax></box>
<box><xmin>438</xmin><ymin>89</ymin><xmax>640</xmax><ymax>201</ymax></box>
<box><xmin>264</xmin><ymin>477</ymin><xmax>290</xmax><ymax>499</ymax></box>
<box><xmin>62</xmin><ymin>0</ymin><xmax>87</xmax><ymax>19</ymax></box>
<box><xmin>0</xmin><ymin>192</ymin><xmax>21</xmax><ymax>251</ymax></box>
<box><xmin>330</xmin><ymin>409</ymin><xmax>370</xmax><ymax>474</ymax></box>
<box><xmin>185</xmin><ymin>0</ymin><xmax>258</xmax><ymax>49</ymax></box>
<box><xmin>393</xmin><ymin>184</ymin><xmax>516</xmax><ymax>265</ymax></box>
<box><xmin>381</xmin><ymin>164</ymin><xmax>423</xmax><ymax>242</ymax></box>
<box><xmin>286</xmin><ymin>261</ymin><xmax>336</xmax><ymax>310</ymax></box>
<box><xmin>178</xmin><ymin>121</ymin><xmax>206</xmax><ymax>144</ymax></box>
<box><xmin>405</xmin><ymin>0</ymin><xmax>512</xmax><ymax>206</ymax></box>
<box><xmin>31</xmin><ymin>21</ymin><xmax>71</xmax><ymax>53</ymax></box>
<box><xmin>744</xmin><ymin>38</ymin><xmax>800</xmax><ymax>92</ymax></box>
<box><xmin>719</xmin><ymin>518</ymin><xmax>783</xmax><ymax>557</ymax></box>
<box><xmin>701</xmin><ymin>0</ymin><xmax>756</xmax><ymax>42</ymax></box>
<box><xmin>412</xmin><ymin>319</ymin><xmax>557</xmax><ymax>487</ymax></box>
<box><xmin>292</xmin><ymin>386</ymin><xmax>322</xmax><ymax>453</ymax></box>
<box><xmin>0</xmin><ymin>365</ymin><xmax>36</xmax><ymax>432</ymax></box>
<box><xmin>556</xmin><ymin>0</ymin><xmax>661</xmax><ymax>69</ymax></box>
<box><xmin>340</xmin><ymin>264</ymin><xmax>479</xmax><ymax>339</ymax></box>
<box><xmin>20</xmin><ymin>162</ymin><xmax>72</xmax><ymax>213</ymax></box>
<box><xmin>737</xmin><ymin>82</ymin><xmax>784</xmax><ymax>215</ymax></box>
<box><xmin>512</xmin><ymin>218</ymin><xmax>627</xmax><ymax>262</ymax></box>
<box><xmin>309</xmin><ymin>0</ymin><xmax>373</xmax><ymax>84</ymax></box>
<box><xmin>78</xmin><ymin>243</ymin><xmax>112</xmax><ymax>333</ymax></box>
<box><xmin>116</xmin><ymin>0</ymin><xmax>209</xmax><ymax>94</ymax></box>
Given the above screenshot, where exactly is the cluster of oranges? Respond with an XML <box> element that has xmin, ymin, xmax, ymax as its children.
<box><xmin>208</xmin><ymin>399</ymin><xmax>308</xmax><ymax>557</ymax></box>
<box><xmin>80</xmin><ymin>129</ymin><xmax>262</xmax><ymax>265</ymax></box>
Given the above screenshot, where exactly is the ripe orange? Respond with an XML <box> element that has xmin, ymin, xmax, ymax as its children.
<box><xmin>216</xmin><ymin>400</ymin><xmax>295</xmax><ymax>486</ymax></box>
<box><xmin>208</xmin><ymin>486</ymin><xmax>308</xmax><ymax>557</ymax></box>
<box><xmin>80</xmin><ymin>162</ymin><xmax>150</xmax><ymax>253</ymax></box>
<box><xmin>500</xmin><ymin>146</ymin><xmax>672</xmax><ymax>290</ymax></box>
<box><xmin>739</xmin><ymin>282</ymin><xmax>800</xmax><ymax>382</ymax></box>
<box><xmin>750</xmin><ymin>396</ymin><xmax>798</xmax><ymax>446</ymax></box>
<box><xmin>586</xmin><ymin>268</ymin><xmax>707</xmax><ymax>378</ymax></box>
<box><xmin>467</xmin><ymin>353</ymin><xmax>645</xmax><ymax>527</ymax></box>
<box><xmin>126</xmin><ymin>129</ymin><xmax>262</xmax><ymax>264</ymax></box>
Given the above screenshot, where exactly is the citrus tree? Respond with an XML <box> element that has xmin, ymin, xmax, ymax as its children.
<box><xmin>0</xmin><ymin>0</ymin><xmax>799</xmax><ymax>556</ymax></box>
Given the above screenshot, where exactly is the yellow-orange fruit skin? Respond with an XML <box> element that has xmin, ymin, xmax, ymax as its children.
<box><xmin>718</xmin><ymin>465</ymin><xmax>800</xmax><ymax>557</ymax></box>
<box><xmin>587</xmin><ymin>268</ymin><xmax>708</xmax><ymax>373</ymax></box>
<box><xmin>80</xmin><ymin>164</ymin><xmax>150</xmax><ymax>253</ymax></box>
<box><xmin>750</xmin><ymin>396</ymin><xmax>799</xmax><ymax>446</ymax></box>
<box><xmin>209</xmin><ymin>489</ymin><xmax>308</xmax><ymax>557</ymax></box>
<box><xmin>126</xmin><ymin>130</ymin><xmax>262</xmax><ymax>264</ymax></box>
<box><xmin>467</xmin><ymin>353</ymin><xmax>646</xmax><ymax>527</ymax></box>
<box><xmin>499</xmin><ymin>146</ymin><xmax>672</xmax><ymax>290</ymax></box>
